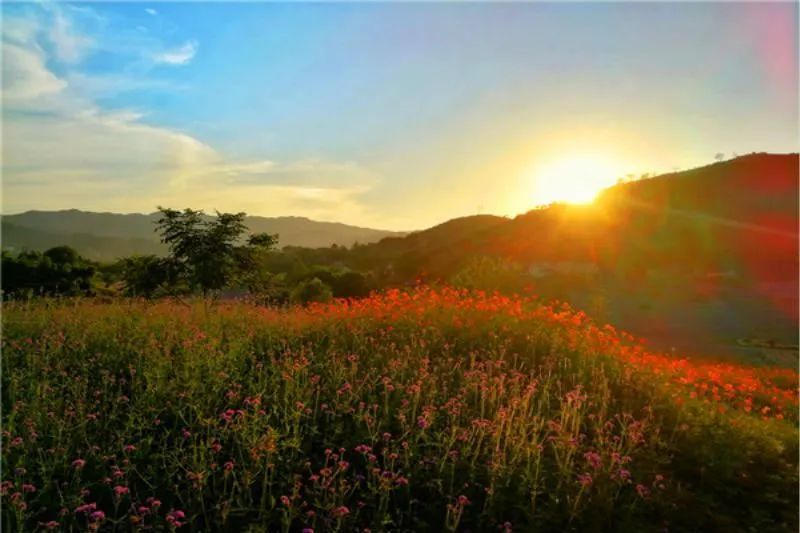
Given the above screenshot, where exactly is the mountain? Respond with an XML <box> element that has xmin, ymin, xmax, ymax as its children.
<box><xmin>350</xmin><ymin>153</ymin><xmax>798</xmax><ymax>282</ymax></box>
<box><xmin>1</xmin><ymin>210</ymin><xmax>405</xmax><ymax>261</ymax></box>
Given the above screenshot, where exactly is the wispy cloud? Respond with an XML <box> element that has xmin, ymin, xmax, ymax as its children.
<box><xmin>145</xmin><ymin>8</ymin><xmax>157</xmax><ymax>16</ymax></box>
<box><xmin>49</xmin><ymin>7</ymin><xmax>93</xmax><ymax>63</ymax></box>
<box><xmin>153</xmin><ymin>40</ymin><xmax>197</xmax><ymax>66</ymax></box>
<box><xmin>1</xmin><ymin>3</ymin><xmax>378</xmax><ymax>223</ymax></box>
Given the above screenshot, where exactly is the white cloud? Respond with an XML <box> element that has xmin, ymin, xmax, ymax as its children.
<box><xmin>2</xmin><ymin>41</ymin><xmax>67</xmax><ymax>102</ymax></box>
<box><xmin>1</xmin><ymin>6</ymin><xmax>378</xmax><ymax>224</ymax></box>
<box><xmin>145</xmin><ymin>8</ymin><xmax>157</xmax><ymax>16</ymax></box>
<box><xmin>153</xmin><ymin>40</ymin><xmax>197</xmax><ymax>66</ymax></box>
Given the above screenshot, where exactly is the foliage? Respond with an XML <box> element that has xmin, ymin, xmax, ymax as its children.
<box><xmin>2</xmin><ymin>288</ymin><xmax>797</xmax><ymax>532</ymax></box>
<box><xmin>1</xmin><ymin>247</ymin><xmax>96</xmax><ymax>298</ymax></box>
<box><xmin>290</xmin><ymin>276</ymin><xmax>333</xmax><ymax>305</ymax></box>
<box><xmin>116</xmin><ymin>255</ymin><xmax>185</xmax><ymax>298</ymax></box>
<box><xmin>154</xmin><ymin>208</ymin><xmax>278</xmax><ymax>298</ymax></box>
<box><xmin>450</xmin><ymin>256</ymin><xmax>531</xmax><ymax>294</ymax></box>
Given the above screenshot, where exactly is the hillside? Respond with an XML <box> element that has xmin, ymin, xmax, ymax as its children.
<box><xmin>1</xmin><ymin>210</ymin><xmax>404</xmax><ymax>261</ymax></box>
<box><xmin>350</xmin><ymin>153</ymin><xmax>798</xmax><ymax>282</ymax></box>
<box><xmin>3</xmin><ymin>290</ymin><xmax>797</xmax><ymax>531</ymax></box>
<box><xmin>340</xmin><ymin>153</ymin><xmax>799</xmax><ymax>362</ymax></box>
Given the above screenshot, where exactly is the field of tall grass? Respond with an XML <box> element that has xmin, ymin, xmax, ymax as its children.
<box><xmin>2</xmin><ymin>287</ymin><xmax>797</xmax><ymax>531</ymax></box>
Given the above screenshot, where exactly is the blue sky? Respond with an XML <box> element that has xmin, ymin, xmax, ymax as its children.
<box><xmin>2</xmin><ymin>2</ymin><xmax>797</xmax><ymax>230</ymax></box>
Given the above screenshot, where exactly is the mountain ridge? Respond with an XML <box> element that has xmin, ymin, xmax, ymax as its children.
<box><xmin>2</xmin><ymin>210</ymin><xmax>407</xmax><ymax>260</ymax></box>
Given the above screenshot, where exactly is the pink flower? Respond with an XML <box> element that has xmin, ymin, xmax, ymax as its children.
<box><xmin>167</xmin><ymin>509</ymin><xmax>186</xmax><ymax>528</ymax></box>
<box><xmin>90</xmin><ymin>510</ymin><xmax>106</xmax><ymax>522</ymax></box>
<box><xmin>584</xmin><ymin>451</ymin><xmax>602</xmax><ymax>470</ymax></box>
<box><xmin>635</xmin><ymin>484</ymin><xmax>650</xmax><ymax>498</ymax></box>
<box><xmin>72</xmin><ymin>459</ymin><xmax>86</xmax><ymax>469</ymax></box>
<box><xmin>113</xmin><ymin>485</ymin><xmax>129</xmax><ymax>498</ymax></box>
<box><xmin>331</xmin><ymin>506</ymin><xmax>350</xmax><ymax>518</ymax></box>
<box><xmin>577</xmin><ymin>473</ymin><xmax>593</xmax><ymax>487</ymax></box>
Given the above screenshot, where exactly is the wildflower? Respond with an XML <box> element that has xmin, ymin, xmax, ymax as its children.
<box><xmin>0</xmin><ymin>481</ymin><xmax>14</xmax><ymax>495</ymax></box>
<box><xmin>72</xmin><ymin>458</ymin><xmax>86</xmax><ymax>469</ymax></box>
<box><xmin>635</xmin><ymin>484</ymin><xmax>650</xmax><ymax>498</ymax></box>
<box><xmin>167</xmin><ymin>509</ymin><xmax>186</xmax><ymax>528</ymax></box>
<box><xmin>584</xmin><ymin>451</ymin><xmax>602</xmax><ymax>470</ymax></box>
<box><xmin>22</xmin><ymin>483</ymin><xmax>36</xmax><ymax>493</ymax></box>
<box><xmin>331</xmin><ymin>506</ymin><xmax>350</xmax><ymax>518</ymax></box>
<box><xmin>577</xmin><ymin>473</ymin><xmax>593</xmax><ymax>487</ymax></box>
<box><xmin>113</xmin><ymin>485</ymin><xmax>129</xmax><ymax>498</ymax></box>
<box><xmin>75</xmin><ymin>502</ymin><xmax>98</xmax><ymax>514</ymax></box>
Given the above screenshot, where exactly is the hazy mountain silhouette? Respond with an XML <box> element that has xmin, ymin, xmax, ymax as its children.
<box><xmin>1</xmin><ymin>211</ymin><xmax>405</xmax><ymax>261</ymax></box>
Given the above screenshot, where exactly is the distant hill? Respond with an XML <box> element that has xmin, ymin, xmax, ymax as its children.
<box><xmin>1</xmin><ymin>210</ymin><xmax>405</xmax><ymax>261</ymax></box>
<box><xmin>348</xmin><ymin>153</ymin><xmax>798</xmax><ymax>283</ymax></box>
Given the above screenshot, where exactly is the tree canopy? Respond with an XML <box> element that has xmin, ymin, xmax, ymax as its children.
<box><xmin>154</xmin><ymin>207</ymin><xmax>278</xmax><ymax>298</ymax></box>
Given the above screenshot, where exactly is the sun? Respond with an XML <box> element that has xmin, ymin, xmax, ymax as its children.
<box><xmin>531</xmin><ymin>154</ymin><xmax>623</xmax><ymax>205</ymax></box>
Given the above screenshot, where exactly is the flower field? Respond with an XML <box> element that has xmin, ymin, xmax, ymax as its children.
<box><xmin>2</xmin><ymin>287</ymin><xmax>798</xmax><ymax>532</ymax></box>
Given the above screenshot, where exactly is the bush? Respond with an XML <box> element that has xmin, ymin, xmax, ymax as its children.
<box><xmin>290</xmin><ymin>276</ymin><xmax>333</xmax><ymax>305</ymax></box>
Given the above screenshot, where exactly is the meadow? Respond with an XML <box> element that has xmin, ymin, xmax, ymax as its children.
<box><xmin>2</xmin><ymin>287</ymin><xmax>797</xmax><ymax>532</ymax></box>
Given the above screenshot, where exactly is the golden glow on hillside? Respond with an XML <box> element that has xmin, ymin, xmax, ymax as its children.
<box><xmin>530</xmin><ymin>154</ymin><xmax>624</xmax><ymax>205</ymax></box>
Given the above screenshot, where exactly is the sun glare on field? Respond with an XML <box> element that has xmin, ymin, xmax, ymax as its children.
<box><xmin>531</xmin><ymin>154</ymin><xmax>624</xmax><ymax>205</ymax></box>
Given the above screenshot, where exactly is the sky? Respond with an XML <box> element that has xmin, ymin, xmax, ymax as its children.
<box><xmin>2</xmin><ymin>2</ymin><xmax>797</xmax><ymax>230</ymax></box>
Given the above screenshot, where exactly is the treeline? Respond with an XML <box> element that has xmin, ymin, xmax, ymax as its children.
<box><xmin>2</xmin><ymin>208</ymin><xmax>538</xmax><ymax>304</ymax></box>
<box><xmin>1</xmin><ymin>208</ymin><xmax>378</xmax><ymax>305</ymax></box>
<box><xmin>1</xmin><ymin>246</ymin><xmax>97</xmax><ymax>298</ymax></box>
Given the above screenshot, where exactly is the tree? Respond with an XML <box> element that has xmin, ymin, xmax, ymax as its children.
<box><xmin>1</xmin><ymin>247</ymin><xmax>96</xmax><ymax>298</ymax></box>
<box><xmin>154</xmin><ymin>207</ymin><xmax>278</xmax><ymax>300</ymax></box>
<box><xmin>290</xmin><ymin>277</ymin><xmax>333</xmax><ymax>305</ymax></box>
<box><xmin>117</xmin><ymin>255</ymin><xmax>183</xmax><ymax>298</ymax></box>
